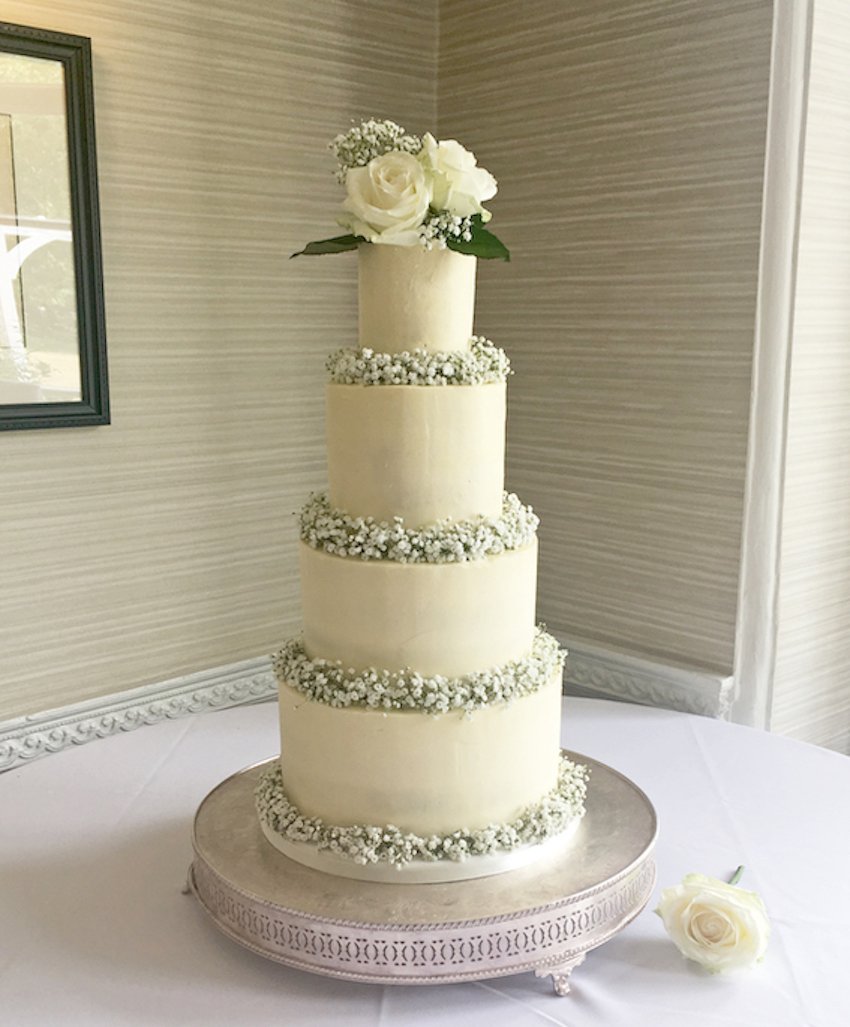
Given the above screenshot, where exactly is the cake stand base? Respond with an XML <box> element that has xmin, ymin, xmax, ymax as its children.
<box><xmin>187</xmin><ymin>751</ymin><xmax>657</xmax><ymax>995</ymax></box>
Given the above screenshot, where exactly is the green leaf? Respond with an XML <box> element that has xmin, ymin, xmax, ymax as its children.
<box><xmin>290</xmin><ymin>235</ymin><xmax>362</xmax><ymax>258</ymax></box>
<box><xmin>447</xmin><ymin>226</ymin><xmax>511</xmax><ymax>261</ymax></box>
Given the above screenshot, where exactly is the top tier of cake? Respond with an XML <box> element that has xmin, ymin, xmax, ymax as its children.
<box><xmin>358</xmin><ymin>243</ymin><xmax>477</xmax><ymax>353</ymax></box>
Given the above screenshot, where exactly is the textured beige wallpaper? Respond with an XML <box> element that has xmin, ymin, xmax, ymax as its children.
<box><xmin>439</xmin><ymin>0</ymin><xmax>772</xmax><ymax>675</ymax></box>
<box><xmin>0</xmin><ymin>0</ymin><xmax>436</xmax><ymax>719</ymax></box>
<box><xmin>8</xmin><ymin>1</ymin><xmax>845</xmax><ymax>750</ymax></box>
<box><xmin>772</xmin><ymin>0</ymin><xmax>850</xmax><ymax>753</ymax></box>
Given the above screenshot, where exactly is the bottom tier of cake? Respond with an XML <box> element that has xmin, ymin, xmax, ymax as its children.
<box><xmin>259</xmin><ymin>628</ymin><xmax>588</xmax><ymax>883</ymax></box>
<box><xmin>256</xmin><ymin>755</ymin><xmax>588</xmax><ymax>883</ymax></box>
<box><xmin>278</xmin><ymin>668</ymin><xmax>566</xmax><ymax>833</ymax></box>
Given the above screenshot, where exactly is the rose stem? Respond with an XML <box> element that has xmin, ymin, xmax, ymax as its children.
<box><xmin>729</xmin><ymin>865</ymin><xmax>745</xmax><ymax>886</ymax></box>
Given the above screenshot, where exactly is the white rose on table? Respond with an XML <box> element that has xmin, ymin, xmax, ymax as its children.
<box><xmin>656</xmin><ymin>870</ymin><xmax>770</xmax><ymax>974</ymax></box>
<box><xmin>420</xmin><ymin>132</ymin><xmax>497</xmax><ymax>220</ymax></box>
<box><xmin>341</xmin><ymin>151</ymin><xmax>431</xmax><ymax>246</ymax></box>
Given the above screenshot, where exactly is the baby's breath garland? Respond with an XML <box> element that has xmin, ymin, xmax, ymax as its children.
<box><xmin>300</xmin><ymin>491</ymin><xmax>537</xmax><ymax>563</ymax></box>
<box><xmin>273</xmin><ymin>627</ymin><xmax>564</xmax><ymax>714</ymax></box>
<box><xmin>327</xmin><ymin>336</ymin><xmax>510</xmax><ymax>387</ymax></box>
<box><xmin>256</xmin><ymin>756</ymin><xmax>589</xmax><ymax>868</ymax></box>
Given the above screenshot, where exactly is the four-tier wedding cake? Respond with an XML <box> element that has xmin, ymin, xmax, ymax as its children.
<box><xmin>256</xmin><ymin>120</ymin><xmax>588</xmax><ymax>883</ymax></box>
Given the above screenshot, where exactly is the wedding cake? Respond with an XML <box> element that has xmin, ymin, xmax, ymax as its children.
<box><xmin>256</xmin><ymin>120</ymin><xmax>588</xmax><ymax>883</ymax></box>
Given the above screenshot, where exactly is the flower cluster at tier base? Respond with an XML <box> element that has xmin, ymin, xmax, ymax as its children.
<box><xmin>327</xmin><ymin>336</ymin><xmax>510</xmax><ymax>386</ymax></box>
<box><xmin>300</xmin><ymin>491</ymin><xmax>537</xmax><ymax>563</ymax></box>
<box><xmin>255</xmin><ymin>756</ymin><xmax>589</xmax><ymax>868</ymax></box>
<box><xmin>273</xmin><ymin>627</ymin><xmax>565</xmax><ymax>714</ymax></box>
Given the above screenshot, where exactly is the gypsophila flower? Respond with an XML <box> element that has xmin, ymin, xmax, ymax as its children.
<box><xmin>272</xmin><ymin>628</ymin><xmax>565</xmax><ymax>714</ymax></box>
<box><xmin>420</xmin><ymin>210</ymin><xmax>475</xmax><ymax>249</ymax></box>
<box><xmin>299</xmin><ymin>491</ymin><xmax>537</xmax><ymax>564</ymax></box>
<box><xmin>256</xmin><ymin>756</ymin><xmax>589</xmax><ymax>868</ymax></box>
<box><xmin>330</xmin><ymin>118</ymin><xmax>422</xmax><ymax>183</ymax></box>
<box><xmin>327</xmin><ymin>337</ymin><xmax>511</xmax><ymax>387</ymax></box>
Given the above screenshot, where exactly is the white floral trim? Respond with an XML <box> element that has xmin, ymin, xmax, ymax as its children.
<box><xmin>256</xmin><ymin>756</ymin><xmax>589</xmax><ymax>868</ymax></box>
<box><xmin>272</xmin><ymin>627</ymin><xmax>564</xmax><ymax>715</ymax></box>
<box><xmin>327</xmin><ymin>336</ymin><xmax>510</xmax><ymax>386</ymax></box>
<box><xmin>300</xmin><ymin>491</ymin><xmax>537</xmax><ymax>563</ymax></box>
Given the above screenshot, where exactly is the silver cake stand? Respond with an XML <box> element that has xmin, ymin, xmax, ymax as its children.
<box><xmin>187</xmin><ymin>752</ymin><xmax>657</xmax><ymax>996</ymax></box>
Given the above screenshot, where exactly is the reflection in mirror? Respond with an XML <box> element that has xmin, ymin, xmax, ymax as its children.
<box><xmin>0</xmin><ymin>52</ymin><xmax>80</xmax><ymax>404</ymax></box>
<box><xmin>0</xmin><ymin>22</ymin><xmax>108</xmax><ymax>430</ymax></box>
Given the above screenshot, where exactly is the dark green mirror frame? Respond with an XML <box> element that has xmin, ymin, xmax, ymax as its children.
<box><xmin>0</xmin><ymin>21</ymin><xmax>108</xmax><ymax>430</ymax></box>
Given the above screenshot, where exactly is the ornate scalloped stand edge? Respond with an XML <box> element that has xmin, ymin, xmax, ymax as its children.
<box><xmin>187</xmin><ymin>755</ymin><xmax>658</xmax><ymax>996</ymax></box>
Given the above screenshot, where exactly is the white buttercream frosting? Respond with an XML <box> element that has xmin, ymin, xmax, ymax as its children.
<box><xmin>299</xmin><ymin>539</ymin><xmax>537</xmax><ymax>676</ymax></box>
<box><xmin>275</xmin><ymin>667</ymin><xmax>569</xmax><ymax>836</ymax></box>
<box><xmin>358</xmin><ymin>243</ymin><xmax>476</xmax><ymax>352</ymax></box>
<box><xmin>326</xmin><ymin>382</ymin><xmax>505</xmax><ymax>526</ymax></box>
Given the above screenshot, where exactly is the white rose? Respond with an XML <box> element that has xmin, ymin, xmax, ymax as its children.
<box><xmin>341</xmin><ymin>151</ymin><xmax>431</xmax><ymax>247</ymax></box>
<box><xmin>420</xmin><ymin>132</ymin><xmax>497</xmax><ymax>220</ymax></box>
<box><xmin>655</xmin><ymin>872</ymin><xmax>770</xmax><ymax>974</ymax></box>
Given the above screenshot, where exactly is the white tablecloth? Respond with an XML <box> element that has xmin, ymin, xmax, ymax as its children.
<box><xmin>2</xmin><ymin>697</ymin><xmax>848</xmax><ymax>1026</ymax></box>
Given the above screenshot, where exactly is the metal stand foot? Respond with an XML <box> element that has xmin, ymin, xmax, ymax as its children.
<box><xmin>536</xmin><ymin>953</ymin><xmax>586</xmax><ymax>996</ymax></box>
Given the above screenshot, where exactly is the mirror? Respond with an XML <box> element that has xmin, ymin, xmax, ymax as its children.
<box><xmin>0</xmin><ymin>22</ymin><xmax>108</xmax><ymax>430</ymax></box>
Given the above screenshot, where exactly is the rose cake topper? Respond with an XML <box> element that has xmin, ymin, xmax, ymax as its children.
<box><xmin>292</xmin><ymin>118</ymin><xmax>510</xmax><ymax>261</ymax></box>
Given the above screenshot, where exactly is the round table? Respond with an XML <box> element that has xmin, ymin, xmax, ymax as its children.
<box><xmin>1</xmin><ymin>697</ymin><xmax>847</xmax><ymax>1026</ymax></box>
